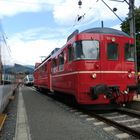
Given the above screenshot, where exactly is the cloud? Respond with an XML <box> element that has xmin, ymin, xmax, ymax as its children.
<box><xmin>0</xmin><ymin>1</ymin><xmax>39</xmax><ymax>18</ymax></box>
<box><xmin>8</xmin><ymin>28</ymin><xmax>66</xmax><ymax>65</ymax></box>
<box><xmin>0</xmin><ymin>0</ymin><xmax>65</xmax><ymax>18</ymax></box>
<box><xmin>1</xmin><ymin>0</ymin><xmax>139</xmax><ymax>26</ymax></box>
<box><xmin>111</xmin><ymin>24</ymin><xmax>121</xmax><ymax>30</ymax></box>
<box><xmin>53</xmin><ymin>0</ymin><xmax>140</xmax><ymax>27</ymax></box>
<box><xmin>8</xmin><ymin>38</ymin><xmax>62</xmax><ymax>65</ymax></box>
<box><xmin>1</xmin><ymin>0</ymin><xmax>140</xmax><ymax>66</ymax></box>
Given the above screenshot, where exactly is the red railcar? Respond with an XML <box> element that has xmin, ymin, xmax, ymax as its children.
<box><xmin>34</xmin><ymin>27</ymin><xmax>138</xmax><ymax>109</ymax></box>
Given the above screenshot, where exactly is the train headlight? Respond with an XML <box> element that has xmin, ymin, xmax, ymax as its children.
<box><xmin>91</xmin><ymin>73</ymin><xmax>97</xmax><ymax>79</ymax></box>
<box><xmin>104</xmin><ymin>95</ymin><xmax>106</xmax><ymax>99</ymax></box>
<box><xmin>128</xmin><ymin>73</ymin><xmax>132</xmax><ymax>78</ymax></box>
<box><xmin>124</xmin><ymin>90</ymin><xmax>128</xmax><ymax>94</ymax></box>
<box><xmin>111</xmin><ymin>37</ymin><xmax>116</xmax><ymax>42</ymax></box>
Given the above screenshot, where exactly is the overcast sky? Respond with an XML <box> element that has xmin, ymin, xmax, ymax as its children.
<box><xmin>0</xmin><ymin>0</ymin><xmax>140</xmax><ymax>65</ymax></box>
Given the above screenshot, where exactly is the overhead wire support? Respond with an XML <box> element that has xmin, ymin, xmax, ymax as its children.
<box><xmin>76</xmin><ymin>0</ymin><xmax>85</xmax><ymax>22</ymax></box>
<box><xmin>78</xmin><ymin>0</ymin><xmax>82</xmax><ymax>8</ymax></box>
<box><xmin>110</xmin><ymin>0</ymin><xmax>130</xmax><ymax>6</ymax></box>
<box><xmin>101</xmin><ymin>0</ymin><xmax>123</xmax><ymax>22</ymax></box>
<box><xmin>108</xmin><ymin>0</ymin><xmax>137</xmax><ymax>72</ymax></box>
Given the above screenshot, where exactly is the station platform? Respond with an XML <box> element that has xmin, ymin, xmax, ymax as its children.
<box><xmin>13</xmin><ymin>86</ymin><xmax>140</xmax><ymax>140</ymax></box>
<box><xmin>14</xmin><ymin>86</ymin><xmax>112</xmax><ymax>140</ymax></box>
<box><xmin>133</xmin><ymin>94</ymin><xmax>140</xmax><ymax>101</ymax></box>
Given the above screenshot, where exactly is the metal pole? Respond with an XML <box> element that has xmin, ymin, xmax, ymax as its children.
<box><xmin>101</xmin><ymin>21</ymin><xmax>104</xmax><ymax>28</ymax></box>
<box><xmin>129</xmin><ymin>0</ymin><xmax>137</xmax><ymax>74</ymax></box>
<box><xmin>129</xmin><ymin>0</ymin><xmax>135</xmax><ymax>38</ymax></box>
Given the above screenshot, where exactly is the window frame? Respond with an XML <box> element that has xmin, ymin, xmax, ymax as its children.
<box><xmin>107</xmin><ymin>42</ymin><xmax>119</xmax><ymax>60</ymax></box>
<box><xmin>73</xmin><ymin>40</ymin><xmax>100</xmax><ymax>61</ymax></box>
<box><xmin>68</xmin><ymin>45</ymin><xmax>74</xmax><ymax>62</ymax></box>
<box><xmin>52</xmin><ymin>58</ymin><xmax>57</xmax><ymax>73</ymax></box>
<box><xmin>58</xmin><ymin>51</ymin><xmax>64</xmax><ymax>71</ymax></box>
<box><xmin>124</xmin><ymin>43</ymin><xmax>135</xmax><ymax>62</ymax></box>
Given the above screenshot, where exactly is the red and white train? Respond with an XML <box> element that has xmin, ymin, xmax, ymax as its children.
<box><xmin>34</xmin><ymin>27</ymin><xmax>138</xmax><ymax>109</ymax></box>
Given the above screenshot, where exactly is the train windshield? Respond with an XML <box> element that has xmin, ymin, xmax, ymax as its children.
<box><xmin>74</xmin><ymin>40</ymin><xmax>99</xmax><ymax>60</ymax></box>
<box><xmin>28</xmin><ymin>75</ymin><xmax>34</xmax><ymax>81</ymax></box>
<box><xmin>124</xmin><ymin>43</ymin><xmax>134</xmax><ymax>61</ymax></box>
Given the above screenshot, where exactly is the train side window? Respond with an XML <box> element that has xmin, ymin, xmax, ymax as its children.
<box><xmin>107</xmin><ymin>43</ymin><xmax>118</xmax><ymax>60</ymax></box>
<box><xmin>59</xmin><ymin>52</ymin><xmax>64</xmax><ymax>70</ymax></box>
<box><xmin>68</xmin><ymin>46</ymin><xmax>74</xmax><ymax>62</ymax></box>
<box><xmin>52</xmin><ymin>59</ymin><xmax>57</xmax><ymax>73</ymax></box>
<box><xmin>124</xmin><ymin>43</ymin><xmax>134</xmax><ymax>61</ymax></box>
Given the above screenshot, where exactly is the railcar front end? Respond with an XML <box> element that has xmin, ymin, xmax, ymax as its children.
<box><xmin>34</xmin><ymin>27</ymin><xmax>138</xmax><ymax>109</ymax></box>
<box><xmin>69</xmin><ymin>29</ymin><xmax>137</xmax><ymax>108</ymax></box>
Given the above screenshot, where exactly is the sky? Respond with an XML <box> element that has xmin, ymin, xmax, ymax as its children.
<box><xmin>0</xmin><ymin>0</ymin><xmax>140</xmax><ymax>66</ymax></box>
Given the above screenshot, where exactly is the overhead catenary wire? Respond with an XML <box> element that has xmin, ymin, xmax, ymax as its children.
<box><xmin>72</xmin><ymin>0</ymin><xmax>99</xmax><ymax>27</ymax></box>
<box><xmin>0</xmin><ymin>21</ymin><xmax>12</xmax><ymax>60</ymax></box>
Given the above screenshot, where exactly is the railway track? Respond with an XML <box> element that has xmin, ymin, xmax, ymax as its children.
<box><xmin>47</xmin><ymin>92</ymin><xmax>140</xmax><ymax>139</ymax></box>
<box><xmin>82</xmin><ymin>108</ymin><xmax>140</xmax><ymax>139</ymax></box>
<box><xmin>32</xmin><ymin>87</ymin><xmax>140</xmax><ymax>139</ymax></box>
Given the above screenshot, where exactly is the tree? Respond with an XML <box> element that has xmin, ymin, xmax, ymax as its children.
<box><xmin>121</xmin><ymin>7</ymin><xmax>140</xmax><ymax>71</ymax></box>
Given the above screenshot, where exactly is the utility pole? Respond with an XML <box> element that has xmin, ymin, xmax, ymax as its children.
<box><xmin>129</xmin><ymin>0</ymin><xmax>135</xmax><ymax>38</ymax></box>
<box><xmin>128</xmin><ymin>0</ymin><xmax>137</xmax><ymax>73</ymax></box>
<box><xmin>78</xmin><ymin>0</ymin><xmax>137</xmax><ymax>73</ymax></box>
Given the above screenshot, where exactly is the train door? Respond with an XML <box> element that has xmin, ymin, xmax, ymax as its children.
<box><xmin>47</xmin><ymin>59</ymin><xmax>53</xmax><ymax>92</ymax></box>
<box><xmin>122</xmin><ymin>40</ymin><xmax>136</xmax><ymax>86</ymax></box>
<box><xmin>101</xmin><ymin>36</ymin><xmax>122</xmax><ymax>85</ymax></box>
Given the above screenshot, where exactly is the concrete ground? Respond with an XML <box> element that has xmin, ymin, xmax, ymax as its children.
<box><xmin>15</xmin><ymin>86</ymin><xmax>118</xmax><ymax>140</ymax></box>
<box><xmin>14</xmin><ymin>86</ymin><xmax>139</xmax><ymax>140</ymax></box>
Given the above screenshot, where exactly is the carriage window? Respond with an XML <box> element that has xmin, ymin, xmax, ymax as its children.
<box><xmin>73</xmin><ymin>40</ymin><xmax>99</xmax><ymax>60</ymax></box>
<box><xmin>45</xmin><ymin>63</ymin><xmax>47</xmax><ymax>72</ymax></box>
<box><xmin>52</xmin><ymin>59</ymin><xmax>57</xmax><ymax>68</ymax></box>
<box><xmin>68</xmin><ymin>46</ymin><xmax>73</xmax><ymax>62</ymax></box>
<box><xmin>107</xmin><ymin>43</ymin><xmax>118</xmax><ymax>60</ymax></box>
<box><xmin>124</xmin><ymin>43</ymin><xmax>134</xmax><ymax>61</ymax></box>
<box><xmin>52</xmin><ymin>59</ymin><xmax>57</xmax><ymax>73</ymax></box>
<box><xmin>59</xmin><ymin>52</ymin><xmax>64</xmax><ymax>70</ymax></box>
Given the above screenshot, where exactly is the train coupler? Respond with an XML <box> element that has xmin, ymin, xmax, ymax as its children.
<box><xmin>90</xmin><ymin>84</ymin><xmax>117</xmax><ymax>100</ymax></box>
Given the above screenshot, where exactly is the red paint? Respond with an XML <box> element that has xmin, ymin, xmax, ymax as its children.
<box><xmin>34</xmin><ymin>28</ymin><xmax>137</xmax><ymax>106</ymax></box>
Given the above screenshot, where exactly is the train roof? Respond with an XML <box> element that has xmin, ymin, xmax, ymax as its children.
<box><xmin>67</xmin><ymin>27</ymin><xmax>130</xmax><ymax>42</ymax></box>
<box><xmin>81</xmin><ymin>27</ymin><xmax>129</xmax><ymax>37</ymax></box>
<box><xmin>34</xmin><ymin>48</ymin><xmax>60</xmax><ymax>70</ymax></box>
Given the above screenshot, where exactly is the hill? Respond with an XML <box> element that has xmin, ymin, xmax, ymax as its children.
<box><xmin>4</xmin><ymin>64</ymin><xmax>34</xmax><ymax>74</ymax></box>
<box><xmin>14</xmin><ymin>64</ymin><xmax>34</xmax><ymax>74</ymax></box>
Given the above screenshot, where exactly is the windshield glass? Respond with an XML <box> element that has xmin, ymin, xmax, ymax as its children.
<box><xmin>107</xmin><ymin>43</ymin><xmax>118</xmax><ymax>60</ymax></box>
<box><xmin>124</xmin><ymin>43</ymin><xmax>134</xmax><ymax>61</ymax></box>
<box><xmin>74</xmin><ymin>40</ymin><xmax>99</xmax><ymax>60</ymax></box>
<box><xmin>28</xmin><ymin>75</ymin><xmax>34</xmax><ymax>81</ymax></box>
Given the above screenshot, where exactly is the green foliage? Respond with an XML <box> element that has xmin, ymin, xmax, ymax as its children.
<box><xmin>121</xmin><ymin>7</ymin><xmax>140</xmax><ymax>71</ymax></box>
<box><xmin>121</xmin><ymin>7</ymin><xmax>140</xmax><ymax>35</ymax></box>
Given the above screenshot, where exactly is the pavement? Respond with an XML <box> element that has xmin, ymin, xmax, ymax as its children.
<box><xmin>14</xmin><ymin>87</ymin><xmax>31</xmax><ymax>140</ymax></box>
<box><xmin>14</xmin><ymin>86</ymin><xmax>117</xmax><ymax>140</ymax></box>
<box><xmin>14</xmin><ymin>86</ymin><xmax>139</xmax><ymax>140</ymax></box>
<box><xmin>133</xmin><ymin>94</ymin><xmax>140</xmax><ymax>101</ymax></box>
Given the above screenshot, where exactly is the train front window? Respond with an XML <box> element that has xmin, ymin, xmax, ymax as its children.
<box><xmin>29</xmin><ymin>76</ymin><xmax>33</xmax><ymax>81</ymax></box>
<box><xmin>107</xmin><ymin>43</ymin><xmax>118</xmax><ymax>60</ymax></box>
<box><xmin>74</xmin><ymin>40</ymin><xmax>99</xmax><ymax>60</ymax></box>
<box><xmin>125</xmin><ymin>43</ymin><xmax>134</xmax><ymax>61</ymax></box>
